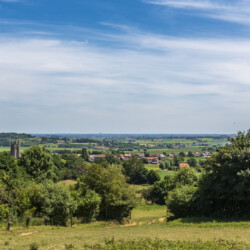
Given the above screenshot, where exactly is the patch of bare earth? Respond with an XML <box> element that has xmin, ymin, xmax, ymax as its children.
<box><xmin>20</xmin><ymin>231</ymin><xmax>38</xmax><ymax>236</ymax></box>
<box><xmin>159</xmin><ymin>217</ymin><xmax>166</xmax><ymax>222</ymax></box>
<box><xmin>120</xmin><ymin>222</ymin><xmax>137</xmax><ymax>227</ymax></box>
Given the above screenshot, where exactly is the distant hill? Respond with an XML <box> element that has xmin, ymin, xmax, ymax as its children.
<box><xmin>32</xmin><ymin>133</ymin><xmax>235</xmax><ymax>139</ymax></box>
<box><xmin>0</xmin><ymin>133</ymin><xmax>33</xmax><ymax>146</ymax></box>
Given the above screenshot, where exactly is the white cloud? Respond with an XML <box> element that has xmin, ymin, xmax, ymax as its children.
<box><xmin>145</xmin><ymin>0</ymin><xmax>250</xmax><ymax>25</ymax></box>
<box><xmin>145</xmin><ymin>0</ymin><xmax>222</xmax><ymax>9</ymax></box>
<box><xmin>0</xmin><ymin>28</ymin><xmax>250</xmax><ymax>133</ymax></box>
<box><xmin>0</xmin><ymin>0</ymin><xmax>20</xmax><ymax>2</ymax></box>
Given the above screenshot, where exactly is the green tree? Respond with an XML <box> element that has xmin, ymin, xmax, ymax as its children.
<box><xmin>122</xmin><ymin>156</ymin><xmax>148</xmax><ymax>184</ymax></box>
<box><xmin>173</xmin><ymin>155</ymin><xmax>184</xmax><ymax>166</ymax></box>
<box><xmin>143</xmin><ymin>168</ymin><xmax>198</xmax><ymax>206</ymax></box>
<box><xmin>187</xmin><ymin>158</ymin><xmax>198</xmax><ymax>168</ymax></box>
<box><xmin>105</xmin><ymin>154</ymin><xmax>120</xmax><ymax>165</ymax></box>
<box><xmin>147</xmin><ymin>170</ymin><xmax>160</xmax><ymax>184</ymax></box>
<box><xmin>188</xmin><ymin>151</ymin><xmax>194</xmax><ymax>157</ymax></box>
<box><xmin>76</xmin><ymin>164</ymin><xmax>137</xmax><ymax>220</ymax></box>
<box><xmin>42</xmin><ymin>182</ymin><xmax>76</xmax><ymax>226</ymax></box>
<box><xmin>195</xmin><ymin>130</ymin><xmax>250</xmax><ymax>218</ymax></box>
<box><xmin>61</xmin><ymin>153</ymin><xmax>87</xmax><ymax>180</ymax></box>
<box><xmin>74</xmin><ymin>189</ymin><xmax>101</xmax><ymax>223</ymax></box>
<box><xmin>166</xmin><ymin>185</ymin><xmax>197</xmax><ymax>218</ymax></box>
<box><xmin>179</xmin><ymin>152</ymin><xmax>185</xmax><ymax>157</ymax></box>
<box><xmin>0</xmin><ymin>152</ymin><xmax>18</xmax><ymax>174</ymax></box>
<box><xmin>159</xmin><ymin>162</ymin><xmax>165</xmax><ymax>170</ymax></box>
<box><xmin>18</xmin><ymin>146</ymin><xmax>57</xmax><ymax>181</ymax></box>
<box><xmin>81</xmin><ymin>148</ymin><xmax>89</xmax><ymax>161</ymax></box>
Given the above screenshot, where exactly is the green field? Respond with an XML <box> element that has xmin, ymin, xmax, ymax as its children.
<box><xmin>1</xmin><ymin>205</ymin><xmax>250</xmax><ymax>249</ymax></box>
<box><xmin>0</xmin><ymin>147</ymin><xmax>9</xmax><ymax>152</ymax></box>
<box><xmin>2</xmin><ymin>135</ymin><xmax>228</xmax><ymax>156</ymax></box>
<box><xmin>145</xmin><ymin>164</ymin><xmax>175</xmax><ymax>180</ymax></box>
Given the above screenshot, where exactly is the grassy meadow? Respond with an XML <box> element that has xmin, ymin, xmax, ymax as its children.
<box><xmin>145</xmin><ymin>164</ymin><xmax>175</xmax><ymax>180</ymax></box>
<box><xmin>1</xmin><ymin>204</ymin><xmax>250</xmax><ymax>249</ymax></box>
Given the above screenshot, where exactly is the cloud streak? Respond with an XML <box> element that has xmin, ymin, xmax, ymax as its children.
<box><xmin>146</xmin><ymin>0</ymin><xmax>250</xmax><ymax>25</ymax></box>
<box><xmin>0</xmin><ymin>25</ymin><xmax>250</xmax><ymax>133</ymax></box>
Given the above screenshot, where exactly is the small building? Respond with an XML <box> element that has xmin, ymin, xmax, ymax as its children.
<box><xmin>145</xmin><ymin>157</ymin><xmax>159</xmax><ymax>164</ymax></box>
<box><xmin>89</xmin><ymin>154</ymin><xmax>106</xmax><ymax>162</ymax></box>
<box><xmin>179</xmin><ymin>163</ymin><xmax>190</xmax><ymax>168</ymax></box>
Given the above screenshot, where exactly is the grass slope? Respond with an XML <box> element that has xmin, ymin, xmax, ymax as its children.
<box><xmin>1</xmin><ymin>205</ymin><xmax>250</xmax><ymax>249</ymax></box>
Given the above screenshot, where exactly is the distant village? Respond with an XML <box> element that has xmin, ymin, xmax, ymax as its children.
<box><xmin>88</xmin><ymin>151</ymin><xmax>212</xmax><ymax>167</ymax></box>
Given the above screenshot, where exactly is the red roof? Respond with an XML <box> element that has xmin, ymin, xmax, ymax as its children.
<box><xmin>179</xmin><ymin>163</ymin><xmax>190</xmax><ymax>168</ymax></box>
<box><xmin>94</xmin><ymin>154</ymin><xmax>106</xmax><ymax>158</ymax></box>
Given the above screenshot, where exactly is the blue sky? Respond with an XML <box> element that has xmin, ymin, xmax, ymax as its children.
<box><xmin>0</xmin><ymin>0</ymin><xmax>250</xmax><ymax>133</ymax></box>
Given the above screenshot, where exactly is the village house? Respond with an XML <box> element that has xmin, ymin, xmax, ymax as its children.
<box><xmin>194</xmin><ymin>152</ymin><xmax>200</xmax><ymax>157</ymax></box>
<box><xmin>123</xmin><ymin>154</ymin><xmax>132</xmax><ymax>160</ymax></box>
<box><xmin>159</xmin><ymin>154</ymin><xmax>165</xmax><ymax>159</ymax></box>
<box><xmin>200</xmin><ymin>151</ymin><xmax>212</xmax><ymax>157</ymax></box>
<box><xmin>89</xmin><ymin>154</ymin><xmax>106</xmax><ymax>162</ymax></box>
<box><xmin>179</xmin><ymin>163</ymin><xmax>190</xmax><ymax>168</ymax></box>
<box><xmin>136</xmin><ymin>153</ymin><xmax>145</xmax><ymax>158</ymax></box>
<box><xmin>145</xmin><ymin>157</ymin><xmax>159</xmax><ymax>164</ymax></box>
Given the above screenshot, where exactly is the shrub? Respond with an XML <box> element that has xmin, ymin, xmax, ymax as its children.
<box><xmin>42</xmin><ymin>182</ymin><xmax>76</xmax><ymax>226</ymax></box>
<box><xmin>166</xmin><ymin>185</ymin><xmax>197</xmax><ymax>218</ymax></box>
<box><xmin>76</xmin><ymin>190</ymin><xmax>101</xmax><ymax>223</ymax></box>
<box><xmin>76</xmin><ymin>164</ymin><xmax>137</xmax><ymax>220</ymax></box>
<box><xmin>29</xmin><ymin>242</ymin><xmax>39</xmax><ymax>250</ymax></box>
<box><xmin>147</xmin><ymin>170</ymin><xmax>160</xmax><ymax>184</ymax></box>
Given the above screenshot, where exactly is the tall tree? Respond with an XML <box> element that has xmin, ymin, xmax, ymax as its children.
<box><xmin>81</xmin><ymin>148</ymin><xmax>89</xmax><ymax>161</ymax></box>
<box><xmin>196</xmin><ymin>130</ymin><xmax>250</xmax><ymax>217</ymax></box>
<box><xmin>18</xmin><ymin>146</ymin><xmax>57</xmax><ymax>181</ymax></box>
<box><xmin>76</xmin><ymin>164</ymin><xmax>137</xmax><ymax>220</ymax></box>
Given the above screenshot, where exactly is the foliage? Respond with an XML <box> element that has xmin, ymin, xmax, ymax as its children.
<box><xmin>143</xmin><ymin>168</ymin><xmax>198</xmax><ymax>206</ymax></box>
<box><xmin>159</xmin><ymin>159</ymin><xmax>175</xmax><ymax>170</ymax></box>
<box><xmin>18</xmin><ymin>146</ymin><xmax>57</xmax><ymax>182</ymax></box>
<box><xmin>147</xmin><ymin>170</ymin><xmax>160</xmax><ymax>184</ymax></box>
<box><xmin>81</xmin><ymin>148</ymin><xmax>89</xmax><ymax>161</ymax></box>
<box><xmin>166</xmin><ymin>185</ymin><xmax>198</xmax><ymax>218</ymax></box>
<box><xmin>0</xmin><ymin>152</ymin><xmax>18</xmax><ymax>174</ymax></box>
<box><xmin>173</xmin><ymin>155</ymin><xmax>184</xmax><ymax>166</ymax></box>
<box><xmin>195</xmin><ymin>130</ymin><xmax>250</xmax><ymax>218</ymax></box>
<box><xmin>84</xmin><ymin>238</ymin><xmax>247</xmax><ymax>250</ymax></box>
<box><xmin>74</xmin><ymin>189</ymin><xmax>101</xmax><ymax>223</ymax></box>
<box><xmin>122</xmin><ymin>156</ymin><xmax>148</xmax><ymax>184</ymax></box>
<box><xmin>187</xmin><ymin>158</ymin><xmax>198</xmax><ymax>168</ymax></box>
<box><xmin>76</xmin><ymin>164</ymin><xmax>137</xmax><ymax>220</ymax></box>
<box><xmin>42</xmin><ymin>182</ymin><xmax>76</xmax><ymax>226</ymax></box>
<box><xmin>105</xmin><ymin>154</ymin><xmax>120</xmax><ymax>165</ymax></box>
<box><xmin>60</xmin><ymin>153</ymin><xmax>87</xmax><ymax>180</ymax></box>
<box><xmin>29</xmin><ymin>242</ymin><xmax>39</xmax><ymax>250</ymax></box>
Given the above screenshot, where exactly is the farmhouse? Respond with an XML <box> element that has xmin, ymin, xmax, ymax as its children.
<box><xmin>89</xmin><ymin>154</ymin><xmax>106</xmax><ymax>161</ymax></box>
<box><xmin>146</xmin><ymin>157</ymin><xmax>159</xmax><ymax>164</ymax></box>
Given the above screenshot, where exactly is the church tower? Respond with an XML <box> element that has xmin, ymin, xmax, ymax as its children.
<box><xmin>11</xmin><ymin>141</ymin><xmax>20</xmax><ymax>159</ymax></box>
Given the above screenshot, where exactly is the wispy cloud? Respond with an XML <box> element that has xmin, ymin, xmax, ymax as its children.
<box><xmin>145</xmin><ymin>0</ymin><xmax>250</xmax><ymax>25</ymax></box>
<box><xmin>0</xmin><ymin>24</ymin><xmax>250</xmax><ymax>133</ymax></box>
<box><xmin>145</xmin><ymin>0</ymin><xmax>222</xmax><ymax>9</ymax></box>
<box><xmin>0</xmin><ymin>0</ymin><xmax>20</xmax><ymax>2</ymax></box>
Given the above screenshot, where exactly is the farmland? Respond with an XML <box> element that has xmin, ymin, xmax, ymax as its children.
<box><xmin>0</xmin><ymin>133</ymin><xmax>230</xmax><ymax>156</ymax></box>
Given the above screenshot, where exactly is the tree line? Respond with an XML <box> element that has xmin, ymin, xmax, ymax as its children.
<box><xmin>143</xmin><ymin>130</ymin><xmax>250</xmax><ymax>219</ymax></box>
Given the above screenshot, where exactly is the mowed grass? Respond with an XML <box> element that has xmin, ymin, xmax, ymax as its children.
<box><xmin>1</xmin><ymin>205</ymin><xmax>250</xmax><ymax>249</ymax></box>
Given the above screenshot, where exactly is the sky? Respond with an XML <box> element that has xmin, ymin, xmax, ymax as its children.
<box><xmin>0</xmin><ymin>0</ymin><xmax>250</xmax><ymax>134</ymax></box>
